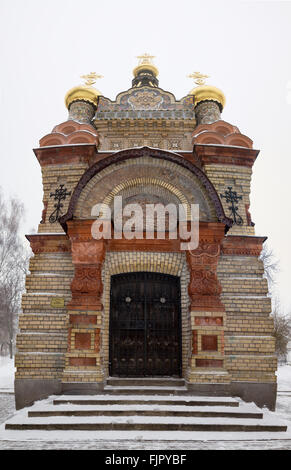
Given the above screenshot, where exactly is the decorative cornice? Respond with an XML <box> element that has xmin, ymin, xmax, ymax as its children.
<box><xmin>39</xmin><ymin>120</ymin><xmax>99</xmax><ymax>148</ymax></box>
<box><xmin>221</xmin><ymin>235</ymin><xmax>267</xmax><ymax>256</ymax></box>
<box><xmin>194</xmin><ymin>143</ymin><xmax>259</xmax><ymax>168</ymax></box>
<box><xmin>26</xmin><ymin>233</ymin><xmax>71</xmax><ymax>254</ymax></box>
<box><xmin>33</xmin><ymin>144</ymin><xmax>98</xmax><ymax>166</ymax></box>
<box><xmin>192</xmin><ymin>120</ymin><xmax>253</xmax><ymax>149</ymax></box>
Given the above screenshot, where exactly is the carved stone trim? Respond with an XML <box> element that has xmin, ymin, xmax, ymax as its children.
<box><xmin>67</xmin><ymin>221</ymin><xmax>105</xmax><ymax>309</ymax></box>
<box><xmin>71</xmin><ymin>241</ymin><xmax>105</xmax><ymax>265</ymax></box>
<box><xmin>186</xmin><ymin>230</ymin><xmax>225</xmax><ymax>312</ymax></box>
<box><xmin>26</xmin><ymin>234</ymin><xmax>71</xmax><ymax>254</ymax></box>
<box><xmin>71</xmin><ymin>265</ymin><xmax>102</xmax><ymax>294</ymax></box>
<box><xmin>188</xmin><ymin>268</ymin><xmax>222</xmax><ymax>297</ymax></box>
<box><xmin>70</xmin><ymin>264</ymin><xmax>103</xmax><ymax>309</ymax></box>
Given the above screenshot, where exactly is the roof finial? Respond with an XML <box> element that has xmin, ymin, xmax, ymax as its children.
<box><xmin>136</xmin><ymin>53</ymin><xmax>156</xmax><ymax>66</ymax></box>
<box><xmin>80</xmin><ymin>72</ymin><xmax>103</xmax><ymax>87</ymax></box>
<box><xmin>188</xmin><ymin>71</ymin><xmax>210</xmax><ymax>86</ymax></box>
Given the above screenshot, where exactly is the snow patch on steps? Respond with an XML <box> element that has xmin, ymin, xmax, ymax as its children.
<box><xmin>1</xmin><ymin>394</ymin><xmax>289</xmax><ymax>442</ymax></box>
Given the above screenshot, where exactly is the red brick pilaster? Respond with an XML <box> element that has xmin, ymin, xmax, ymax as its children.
<box><xmin>186</xmin><ymin>224</ymin><xmax>225</xmax><ymax>312</ymax></box>
<box><xmin>68</xmin><ymin>220</ymin><xmax>105</xmax><ymax>310</ymax></box>
<box><xmin>186</xmin><ymin>223</ymin><xmax>228</xmax><ymax>378</ymax></box>
<box><xmin>62</xmin><ymin>220</ymin><xmax>105</xmax><ymax>380</ymax></box>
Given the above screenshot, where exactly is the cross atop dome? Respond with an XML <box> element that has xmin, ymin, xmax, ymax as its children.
<box><xmin>187</xmin><ymin>71</ymin><xmax>226</xmax><ymax>112</ymax></box>
<box><xmin>188</xmin><ymin>71</ymin><xmax>210</xmax><ymax>86</ymax></box>
<box><xmin>80</xmin><ymin>72</ymin><xmax>103</xmax><ymax>87</ymax></box>
<box><xmin>136</xmin><ymin>53</ymin><xmax>156</xmax><ymax>66</ymax></box>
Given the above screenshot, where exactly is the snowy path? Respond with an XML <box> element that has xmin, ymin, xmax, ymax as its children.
<box><xmin>1</xmin><ymin>436</ymin><xmax>291</xmax><ymax>450</ymax></box>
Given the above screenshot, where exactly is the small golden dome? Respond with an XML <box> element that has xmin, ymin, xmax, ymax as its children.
<box><xmin>65</xmin><ymin>85</ymin><xmax>101</xmax><ymax>109</ymax></box>
<box><xmin>65</xmin><ymin>73</ymin><xmax>103</xmax><ymax>109</ymax></box>
<box><xmin>190</xmin><ymin>85</ymin><xmax>226</xmax><ymax>110</ymax></box>
<box><xmin>133</xmin><ymin>53</ymin><xmax>159</xmax><ymax>78</ymax></box>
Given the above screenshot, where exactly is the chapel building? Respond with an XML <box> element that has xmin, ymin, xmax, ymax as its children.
<box><xmin>15</xmin><ymin>56</ymin><xmax>277</xmax><ymax>410</ymax></box>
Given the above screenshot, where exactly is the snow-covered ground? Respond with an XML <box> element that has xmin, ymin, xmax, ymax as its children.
<box><xmin>276</xmin><ymin>364</ymin><xmax>291</xmax><ymax>390</ymax></box>
<box><xmin>0</xmin><ymin>356</ymin><xmax>15</xmax><ymax>392</ymax></box>
<box><xmin>1</xmin><ymin>356</ymin><xmax>291</xmax><ymax>449</ymax></box>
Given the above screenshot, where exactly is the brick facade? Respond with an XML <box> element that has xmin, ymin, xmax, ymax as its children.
<box><xmin>14</xmin><ymin>67</ymin><xmax>277</xmax><ymax>411</ymax></box>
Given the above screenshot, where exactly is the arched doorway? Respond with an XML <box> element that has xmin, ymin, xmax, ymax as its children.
<box><xmin>109</xmin><ymin>272</ymin><xmax>182</xmax><ymax>377</ymax></box>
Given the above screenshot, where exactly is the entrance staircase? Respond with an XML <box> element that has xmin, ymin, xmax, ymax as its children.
<box><xmin>5</xmin><ymin>378</ymin><xmax>288</xmax><ymax>435</ymax></box>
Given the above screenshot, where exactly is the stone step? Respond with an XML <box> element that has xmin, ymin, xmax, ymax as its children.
<box><xmin>106</xmin><ymin>378</ymin><xmax>185</xmax><ymax>387</ymax></box>
<box><xmin>102</xmin><ymin>386</ymin><xmax>189</xmax><ymax>395</ymax></box>
<box><xmin>53</xmin><ymin>396</ymin><xmax>240</xmax><ymax>407</ymax></box>
<box><xmin>4</xmin><ymin>394</ymin><xmax>288</xmax><ymax>434</ymax></box>
<box><xmin>5</xmin><ymin>417</ymin><xmax>287</xmax><ymax>432</ymax></box>
<box><xmin>28</xmin><ymin>408</ymin><xmax>263</xmax><ymax>419</ymax></box>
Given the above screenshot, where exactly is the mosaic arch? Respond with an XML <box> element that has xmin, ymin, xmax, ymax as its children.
<box><xmin>59</xmin><ymin>147</ymin><xmax>232</xmax><ymax>231</ymax></box>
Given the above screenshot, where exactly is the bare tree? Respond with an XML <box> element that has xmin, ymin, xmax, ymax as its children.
<box><xmin>0</xmin><ymin>190</ymin><xmax>30</xmax><ymax>358</ymax></box>
<box><xmin>271</xmin><ymin>299</ymin><xmax>291</xmax><ymax>361</ymax></box>
<box><xmin>260</xmin><ymin>242</ymin><xmax>279</xmax><ymax>292</ymax></box>
<box><xmin>260</xmin><ymin>243</ymin><xmax>291</xmax><ymax>360</ymax></box>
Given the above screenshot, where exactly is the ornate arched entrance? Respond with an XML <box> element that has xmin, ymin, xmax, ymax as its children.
<box><xmin>58</xmin><ymin>147</ymin><xmax>230</xmax><ymax>387</ymax></box>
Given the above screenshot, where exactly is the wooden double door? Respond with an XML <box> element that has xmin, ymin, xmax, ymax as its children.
<box><xmin>109</xmin><ymin>272</ymin><xmax>182</xmax><ymax>377</ymax></box>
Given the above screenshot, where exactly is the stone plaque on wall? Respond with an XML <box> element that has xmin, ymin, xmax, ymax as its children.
<box><xmin>50</xmin><ymin>297</ymin><xmax>65</xmax><ymax>308</ymax></box>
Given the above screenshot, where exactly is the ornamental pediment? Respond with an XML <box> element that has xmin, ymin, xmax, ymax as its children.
<box><xmin>95</xmin><ymin>87</ymin><xmax>195</xmax><ymax>119</ymax></box>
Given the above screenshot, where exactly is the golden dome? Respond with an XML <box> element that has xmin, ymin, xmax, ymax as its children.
<box><xmin>65</xmin><ymin>73</ymin><xmax>103</xmax><ymax>109</ymax></box>
<box><xmin>133</xmin><ymin>53</ymin><xmax>159</xmax><ymax>78</ymax></box>
<box><xmin>65</xmin><ymin>85</ymin><xmax>101</xmax><ymax>109</ymax></box>
<box><xmin>190</xmin><ymin>85</ymin><xmax>226</xmax><ymax>110</ymax></box>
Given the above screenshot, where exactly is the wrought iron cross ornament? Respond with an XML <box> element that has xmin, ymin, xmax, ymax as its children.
<box><xmin>220</xmin><ymin>186</ymin><xmax>243</xmax><ymax>225</ymax></box>
<box><xmin>49</xmin><ymin>184</ymin><xmax>71</xmax><ymax>223</ymax></box>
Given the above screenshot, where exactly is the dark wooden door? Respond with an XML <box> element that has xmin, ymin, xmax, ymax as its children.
<box><xmin>109</xmin><ymin>272</ymin><xmax>181</xmax><ymax>377</ymax></box>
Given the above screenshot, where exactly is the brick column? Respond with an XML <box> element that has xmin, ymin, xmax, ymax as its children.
<box><xmin>186</xmin><ymin>223</ymin><xmax>230</xmax><ymax>386</ymax></box>
<box><xmin>62</xmin><ymin>220</ymin><xmax>106</xmax><ymax>390</ymax></box>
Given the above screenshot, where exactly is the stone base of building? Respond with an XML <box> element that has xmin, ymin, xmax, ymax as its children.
<box><xmin>230</xmin><ymin>382</ymin><xmax>277</xmax><ymax>411</ymax></box>
<box><xmin>186</xmin><ymin>381</ymin><xmax>277</xmax><ymax>410</ymax></box>
<box><xmin>15</xmin><ymin>378</ymin><xmax>277</xmax><ymax>411</ymax></box>
<box><xmin>15</xmin><ymin>379</ymin><xmax>106</xmax><ymax>410</ymax></box>
<box><xmin>15</xmin><ymin>379</ymin><xmax>62</xmax><ymax>410</ymax></box>
<box><xmin>61</xmin><ymin>381</ymin><xmax>106</xmax><ymax>395</ymax></box>
<box><xmin>185</xmin><ymin>381</ymin><xmax>231</xmax><ymax>397</ymax></box>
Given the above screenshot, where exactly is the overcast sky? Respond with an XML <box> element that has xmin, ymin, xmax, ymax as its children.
<box><xmin>0</xmin><ymin>0</ymin><xmax>290</xmax><ymax>310</ymax></box>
